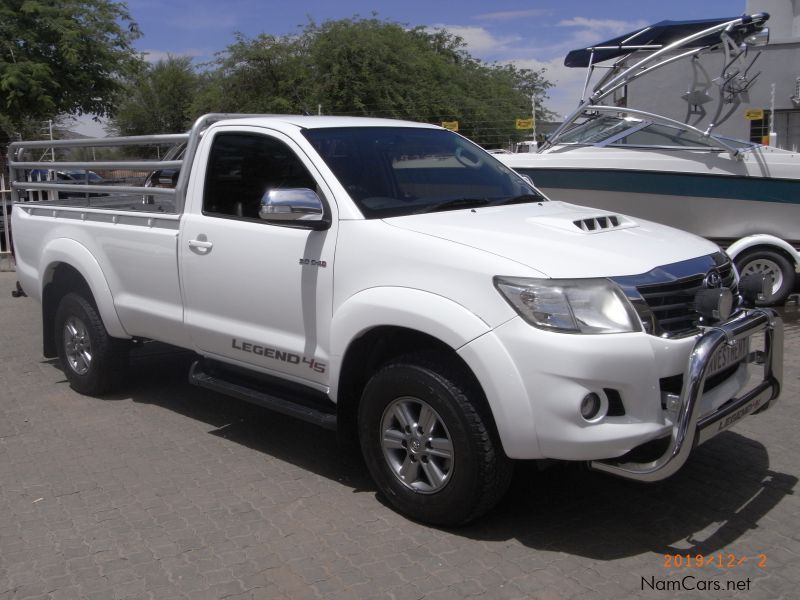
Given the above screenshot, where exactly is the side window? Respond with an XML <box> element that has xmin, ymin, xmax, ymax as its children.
<box><xmin>203</xmin><ymin>132</ymin><xmax>317</xmax><ymax>220</ymax></box>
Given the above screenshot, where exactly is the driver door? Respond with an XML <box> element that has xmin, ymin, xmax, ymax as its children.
<box><xmin>180</xmin><ymin>127</ymin><xmax>336</xmax><ymax>387</ymax></box>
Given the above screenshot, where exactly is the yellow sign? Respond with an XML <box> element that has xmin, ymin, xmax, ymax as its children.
<box><xmin>441</xmin><ymin>121</ymin><xmax>459</xmax><ymax>131</ymax></box>
<box><xmin>745</xmin><ymin>108</ymin><xmax>765</xmax><ymax>120</ymax></box>
<box><xmin>516</xmin><ymin>118</ymin><xmax>534</xmax><ymax>129</ymax></box>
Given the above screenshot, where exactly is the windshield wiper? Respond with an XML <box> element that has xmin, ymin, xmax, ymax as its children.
<box><xmin>413</xmin><ymin>198</ymin><xmax>491</xmax><ymax>214</ymax></box>
<box><xmin>494</xmin><ymin>193</ymin><xmax>546</xmax><ymax>206</ymax></box>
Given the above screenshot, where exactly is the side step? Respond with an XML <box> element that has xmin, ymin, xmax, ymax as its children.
<box><xmin>188</xmin><ymin>360</ymin><xmax>337</xmax><ymax>430</ymax></box>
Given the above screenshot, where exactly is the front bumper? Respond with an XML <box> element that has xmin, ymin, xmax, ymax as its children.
<box><xmin>590</xmin><ymin>308</ymin><xmax>782</xmax><ymax>481</ymax></box>
<box><xmin>458</xmin><ymin>306</ymin><xmax>782</xmax><ymax>470</ymax></box>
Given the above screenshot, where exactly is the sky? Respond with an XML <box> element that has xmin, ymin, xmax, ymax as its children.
<box><xmin>73</xmin><ymin>0</ymin><xmax>750</xmax><ymax>136</ymax></box>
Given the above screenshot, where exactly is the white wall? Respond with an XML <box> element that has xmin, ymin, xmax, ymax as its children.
<box><xmin>746</xmin><ymin>0</ymin><xmax>800</xmax><ymax>40</ymax></box>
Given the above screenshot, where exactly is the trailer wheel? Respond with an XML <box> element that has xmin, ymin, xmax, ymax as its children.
<box><xmin>54</xmin><ymin>293</ymin><xmax>128</xmax><ymax>396</ymax></box>
<box><xmin>735</xmin><ymin>249</ymin><xmax>795</xmax><ymax>306</ymax></box>
<box><xmin>358</xmin><ymin>353</ymin><xmax>512</xmax><ymax>526</ymax></box>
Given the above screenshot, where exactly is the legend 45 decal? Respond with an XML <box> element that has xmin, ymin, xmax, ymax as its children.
<box><xmin>232</xmin><ymin>338</ymin><xmax>326</xmax><ymax>373</ymax></box>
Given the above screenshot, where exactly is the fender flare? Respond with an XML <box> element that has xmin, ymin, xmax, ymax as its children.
<box><xmin>329</xmin><ymin>287</ymin><xmax>535</xmax><ymax>458</ymax></box>
<box><xmin>725</xmin><ymin>235</ymin><xmax>800</xmax><ymax>266</ymax></box>
<box><xmin>40</xmin><ymin>238</ymin><xmax>130</xmax><ymax>339</ymax></box>
<box><xmin>328</xmin><ymin>287</ymin><xmax>491</xmax><ymax>400</ymax></box>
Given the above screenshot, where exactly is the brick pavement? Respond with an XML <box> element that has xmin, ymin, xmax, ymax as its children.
<box><xmin>0</xmin><ymin>270</ymin><xmax>798</xmax><ymax>599</ymax></box>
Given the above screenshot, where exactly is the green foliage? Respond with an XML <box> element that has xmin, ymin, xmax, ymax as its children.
<box><xmin>194</xmin><ymin>18</ymin><xmax>553</xmax><ymax>147</ymax></box>
<box><xmin>192</xmin><ymin>32</ymin><xmax>312</xmax><ymax>115</ymax></box>
<box><xmin>0</xmin><ymin>0</ymin><xmax>141</xmax><ymax>137</ymax></box>
<box><xmin>111</xmin><ymin>56</ymin><xmax>199</xmax><ymax>135</ymax></box>
<box><xmin>2</xmin><ymin>10</ymin><xmax>553</xmax><ymax>147</ymax></box>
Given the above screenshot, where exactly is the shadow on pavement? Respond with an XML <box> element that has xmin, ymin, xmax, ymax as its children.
<box><xmin>98</xmin><ymin>342</ymin><xmax>796</xmax><ymax>562</ymax></box>
<box><xmin>461</xmin><ymin>437</ymin><xmax>796</xmax><ymax>559</ymax></box>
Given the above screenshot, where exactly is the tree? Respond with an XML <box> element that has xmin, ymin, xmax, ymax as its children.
<box><xmin>194</xmin><ymin>17</ymin><xmax>554</xmax><ymax>147</ymax></box>
<box><xmin>0</xmin><ymin>0</ymin><xmax>141</xmax><ymax>138</ymax></box>
<box><xmin>111</xmin><ymin>56</ymin><xmax>199</xmax><ymax>135</ymax></box>
<box><xmin>192</xmin><ymin>32</ymin><xmax>313</xmax><ymax>116</ymax></box>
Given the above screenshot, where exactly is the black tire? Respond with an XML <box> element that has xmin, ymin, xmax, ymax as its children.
<box><xmin>735</xmin><ymin>249</ymin><xmax>795</xmax><ymax>306</ymax></box>
<box><xmin>54</xmin><ymin>292</ymin><xmax>129</xmax><ymax>396</ymax></box>
<box><xmin>358</xmin><ymin>353</ymin><xmax>513</xmax><ymax>526</ymax></box>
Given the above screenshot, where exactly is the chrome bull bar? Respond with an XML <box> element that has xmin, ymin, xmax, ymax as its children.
<box><xmin>590</xmin><ymin>308</ymin><xmax>783</xmax><ymax>482</ymax></box>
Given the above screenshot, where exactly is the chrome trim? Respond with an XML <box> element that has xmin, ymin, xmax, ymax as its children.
<box><xmin>590</xmin><ymin>308</ymin><xmax>782</xmax><ymax>482</ymax></box>
<box><xmin>259</xmin><ymin>188</ymin><xmax>324</xmax><ymax>222</ymax></box>
<box><xmin>612</xmin><ymin>252</ymin><xmax>735</xmax><ymax>338</ymax></box>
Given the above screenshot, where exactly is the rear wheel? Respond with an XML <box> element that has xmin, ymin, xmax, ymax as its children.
<box><xmin>358</xmin><ymin>353</ymin><xmax>512</xmax><ymax>526</ymax></box>
<box><xmin>735</xmin><ymin>249</ymin><xmax>795</xmax><ymax>306</ymax></box>
<box><xmin>55</xmin><ymin>293</ymin><xmax>128</xmax><ymax>396</ymax></box>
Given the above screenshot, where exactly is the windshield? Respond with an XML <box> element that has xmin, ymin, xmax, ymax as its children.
<box><xmin>558</xmin><ymin>116</ymin><xmax>639</xmax><ymax>144</ymax></box>
<box><xmin>557</xmin><ymin>115</ymin><xmax>756</xmax><ymax>151</ymax></box>
<box><xmin>612</xmin><ymin>123</ymin><xmax>718</xmax><ymax>148</ymax></box>
<box><xmin>302</xmin><ymin>127</ymin><xmax>544</xmax><ymax>218</ymax></box>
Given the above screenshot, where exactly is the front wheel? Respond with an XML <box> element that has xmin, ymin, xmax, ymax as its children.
<box><xmin>735</xmin><ymin>249</ymin><xmax>796</xmax><ymax>306</ymax></box>
<box><xmin>358</xmin><ymin>354</ymin><xmax>512</xmax><ymax>526</ymax></box>
<box><xmin>55</xmin><ymin>293</ymin><xmax>129</xmax><ymax>396</ymax></box>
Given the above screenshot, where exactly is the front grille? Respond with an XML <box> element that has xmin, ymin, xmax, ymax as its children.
<box><xmin>636</xmin><ymin>262</ymin><xmax>735</xmax><ymax>335</ymax></box>
<box><xmin>612</xmin><ymin>253</ymin><xmax>738</xmax><ymax>338</ymax></box>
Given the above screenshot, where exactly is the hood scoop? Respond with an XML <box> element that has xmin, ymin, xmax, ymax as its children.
<box><xmin>523</xmin><ymin>209</ymin><xmax>639</xmax><ymax>235</ymax></box>
<box><xmin>573</xmin><ymin>214</ymin><xmax>634</xmax><ymax>233</ymax></box>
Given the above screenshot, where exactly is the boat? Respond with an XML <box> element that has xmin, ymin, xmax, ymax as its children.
<box><xmin>497</xmin><ymin>12</ymin><xmax>800</xmax><ymax>305</ymax></box>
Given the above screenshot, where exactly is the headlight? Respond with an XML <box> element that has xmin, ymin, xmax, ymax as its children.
<box><xmin>494</xmin><ymin>276</ymin><xmax>641</xmax><ymax>334</ymax></box>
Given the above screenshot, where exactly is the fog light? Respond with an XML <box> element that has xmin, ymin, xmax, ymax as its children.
<box><xmin>695</xmin><ymin>288</ymin><xmax>733</xmax><ymax>322</ymax></box>
<box><xmin>739</xmin><ymin>273</ymin><xmax>771</xmax><ymax>307</ymax></box>
<box><xmin>580</xmin><ymin>393</ymin><xmax>601</xmax><ymax>420</ymax></box>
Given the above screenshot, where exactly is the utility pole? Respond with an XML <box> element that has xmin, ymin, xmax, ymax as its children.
<box><xmin>531</xmin><ymin>94</ymin><xmax>538</xmax><ymax>148</ymax></box>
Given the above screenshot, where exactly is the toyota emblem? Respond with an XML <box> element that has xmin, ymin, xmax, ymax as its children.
<box><xmin>703</xmin><ymin>269</ymin><xmax>723</xmax><ymax>288</ymax></box>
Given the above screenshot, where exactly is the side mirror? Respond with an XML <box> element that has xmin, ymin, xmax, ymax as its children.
<box><xmin>259</xmin><ymin>188</ymin><xmax>329</xmax><ymax>229</ymax></box>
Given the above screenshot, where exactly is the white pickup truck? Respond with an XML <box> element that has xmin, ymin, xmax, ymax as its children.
<box><xmin>8</xmin><ymin>114</ymin><xmax>783</xmax><ymax>525</ymax></box>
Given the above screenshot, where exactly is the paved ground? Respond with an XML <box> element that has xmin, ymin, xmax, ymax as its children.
<box><xmin>0</xmin><ymin>270</ymin><xmax>798</xmax><ymax>600</ymax></box>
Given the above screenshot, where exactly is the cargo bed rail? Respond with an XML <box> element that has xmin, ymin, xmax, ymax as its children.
<box><xmin>7</xmin><ymin>114</ymin><xmax>269</xmax><ymax>214</ymax></box>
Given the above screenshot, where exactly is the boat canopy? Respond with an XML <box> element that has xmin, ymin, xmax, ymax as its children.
<box><xmin>564</xmin><ymin>15</ymin><xmax>767</xmax><ymax>67</ymax></box>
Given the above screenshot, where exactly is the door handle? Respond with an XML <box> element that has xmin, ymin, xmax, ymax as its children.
<box><xmin>188</xmin><ymin>239</ymin><xmax>213</xmax><ymax>250</ymax></box>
